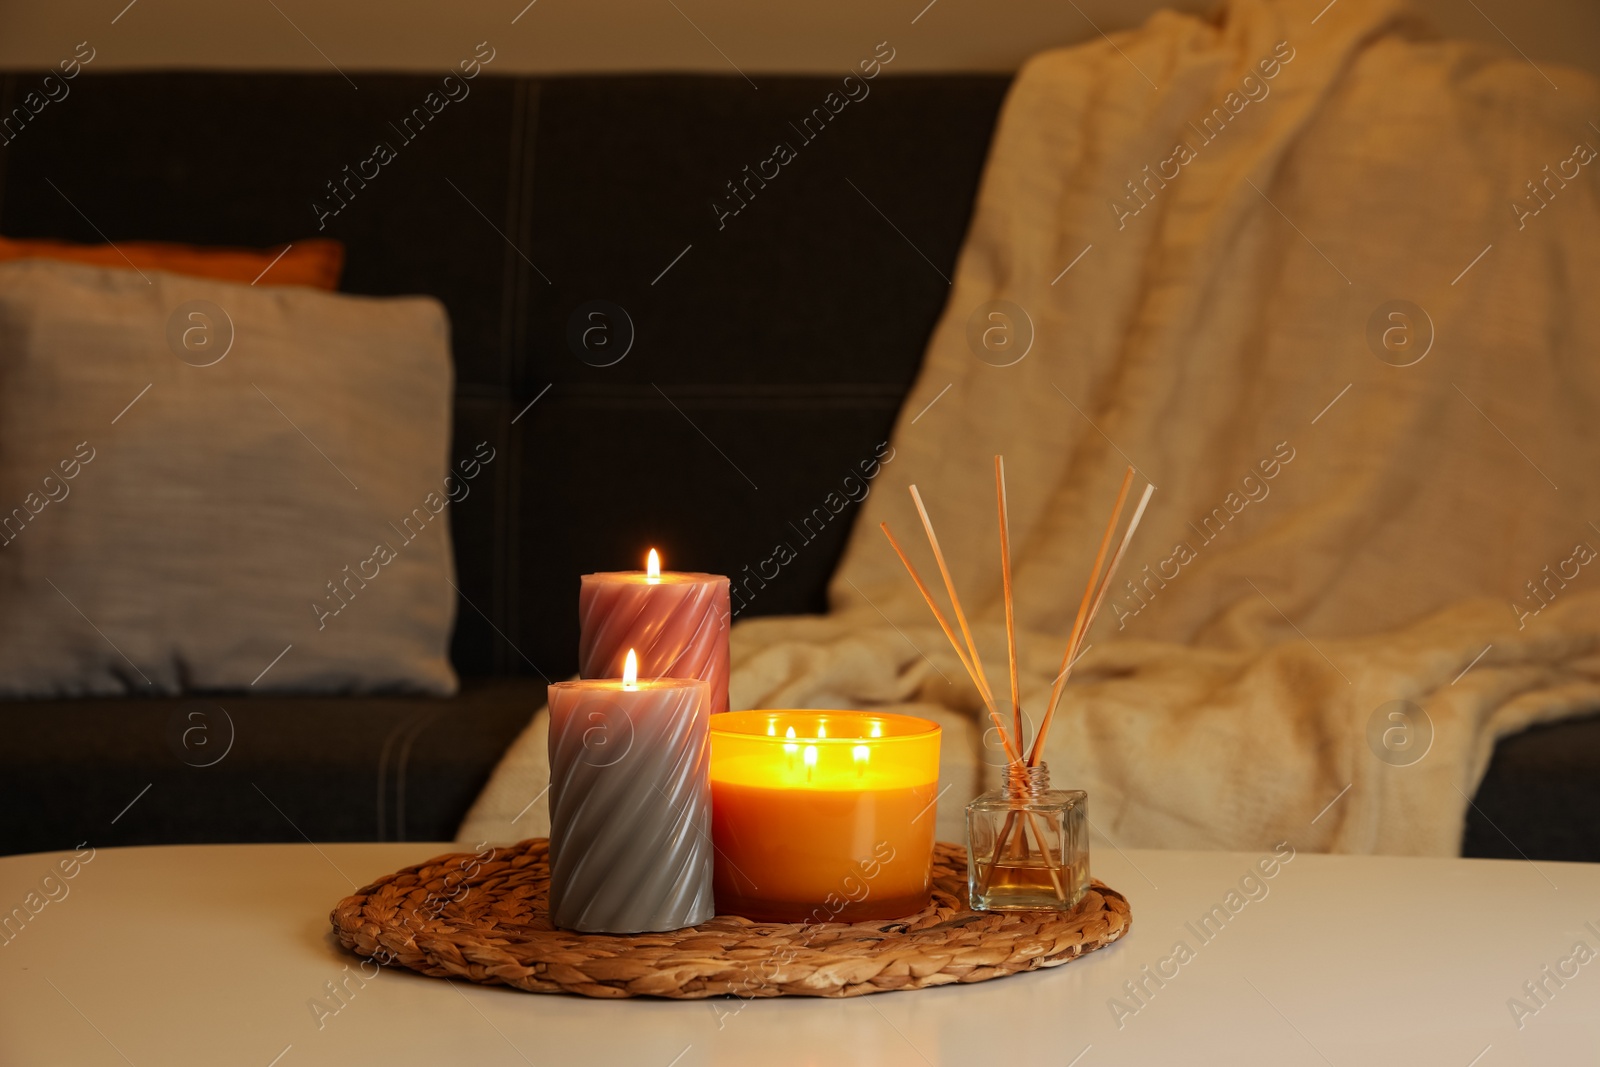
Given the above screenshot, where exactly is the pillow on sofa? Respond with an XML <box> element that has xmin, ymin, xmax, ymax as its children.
<box><xmin>0</xmin><ymin>235</ymin><xmax>345</xmax><ymax>289</ymax></box>
<box><xmin>0</xmin><ymin>260</ymin><xmax>459</xmax><ymax>696</ymax></box>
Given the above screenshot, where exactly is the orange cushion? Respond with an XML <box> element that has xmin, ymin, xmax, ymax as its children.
<box><xmin>0</xmin><ymin>235</ymin><xmax>344</xmax><ymax>290</ymax></box>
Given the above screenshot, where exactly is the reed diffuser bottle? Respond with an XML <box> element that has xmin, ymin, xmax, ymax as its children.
<box><xmin>967</xmin><ymin>762</ymin><xmax>1088</xmax><ymax>911</ymax></box>
<box><xmin>880</xmin><ymin>457</ymin><xmax>1152</xmax><ymax>915</ymax></box>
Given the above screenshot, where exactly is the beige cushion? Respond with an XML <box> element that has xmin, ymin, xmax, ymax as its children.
<box><xmin>0</xmin><ymin>260</ymin><xmax>459</xmax><ymax>696</ymax></box>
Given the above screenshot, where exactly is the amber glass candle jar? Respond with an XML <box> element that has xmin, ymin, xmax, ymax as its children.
<box><xmin>709</xmin><ymin>710</ymin><xmax>940</xmax><ymax>923</ymax></box>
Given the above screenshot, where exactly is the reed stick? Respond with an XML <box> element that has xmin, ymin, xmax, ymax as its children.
<box><xmin>1077</xmin><ymin>483</ymin><xmax>1156</xmax><ymax>652</ymax></box>
<box><xmin>995</xmin><ymin>457</ymin><xmax>1023</xmax><ymax>754</ymax></box>
<box><xmin>908</xmin><ymin>486</ymin><xmax>1002</xmax><ymax>722</ymax></box>
<box><xmin>879</xmin><ymin>522</ymin><xmax>1022</xmax><ymax>766</ymax></box>
<box><xmin>1028</xmin><ymin>480</ymin><xmax>1154</xmax><ymax>766</ymax></box>
<box><xmin>1030</xmin><ymin>468</ymin><xmax>1132</xmax><ymax>763</ymax></box>
<box><xmin>993</xmin><ymin>467</ymin><xmax>1071</xmax><ymax>902</ymax></box>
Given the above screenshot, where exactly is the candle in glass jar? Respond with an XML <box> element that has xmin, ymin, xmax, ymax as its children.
<box><xmin>580</xmin><ymin>549</ymin><xmax>731</xmax><ymax>714</ymax></box>
<box><xmin>547</xmin><ymin>650</ymin><xmax>713</xmax><ymax>933</ymax></box>
<box><xmin>709</xmin><ymin>710</ymin><xmax>941</xmax><ymax>923</ymax></box>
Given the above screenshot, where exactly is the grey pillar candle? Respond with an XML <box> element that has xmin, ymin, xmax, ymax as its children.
<box><xmin>546</xmin><ymin>668</ymin><xmax>714</xmax><ymax>933</ymax></box>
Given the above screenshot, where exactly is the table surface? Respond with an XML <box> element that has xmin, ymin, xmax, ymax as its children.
<box><xmin>2</xmin><ymin>840</ymin><xmax>1596</xmax><ymax>1066</ymax></box>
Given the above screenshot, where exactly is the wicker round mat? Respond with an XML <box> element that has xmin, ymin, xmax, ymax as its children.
<box><xmin>330</xmin><ymin>838</ymin><xmax>1131</xmax><ymax>999</ymax></box>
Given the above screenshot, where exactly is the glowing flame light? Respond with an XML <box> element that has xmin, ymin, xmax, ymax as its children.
<box><xmin>646</xmin><ymin>549</ymin><xmax>661</xmax><ymax>584</ymax></box>
<box><xmin>853</xmin><ymin>745</ymin><xmax>870</xmax><ymax>774</ymax></box>
<box><xmin>783</xmin><ymin>725</ymin><xmax>798</xmax><ymax>756</ymax></box>
<box><xmin>804</xmin><ymin>744</ymin><xmax>818</xmax><ymax>781</ymax></box>
<box><xmin>870</xmin><ymin>722</ymin><xmax>883</xmax><ymax>738</ymax></box>
<box><xmin>622</xmin><ymin>648</ymin><xmax>638</xmax><ymax>690</ymax></box>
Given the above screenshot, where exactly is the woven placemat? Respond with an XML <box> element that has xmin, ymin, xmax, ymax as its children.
<box><xmin>330</xmin><ymin>838</ymin><xmax>1130</xmax><ymax>998</ymax></box>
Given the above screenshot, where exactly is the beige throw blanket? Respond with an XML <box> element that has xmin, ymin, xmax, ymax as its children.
<box><xmin>463</xmin><ymin>0</ymin><xmax>1600</xmax><ymax>856</ymax></box>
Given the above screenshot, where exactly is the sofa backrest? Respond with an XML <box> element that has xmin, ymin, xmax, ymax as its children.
<box><xmin>0</xmin><ymin>71</ymin><xmax>1009</xmax><ymax>680</ymax></box>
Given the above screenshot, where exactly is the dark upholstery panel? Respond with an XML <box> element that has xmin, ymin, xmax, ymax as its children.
<box><xmin>0</xmin><ymin>680</ymin><xmax>540</xmax><ymax>857</ymax></box>
<box><xmin>518</xmin><ymin>75</ymin><xmax>1009</xmax><ymax>388</ymax></box>
<box><xmin>1461</xmin><ymin>711</ymin><xmax>1600</xmax><ymax>863</ymax></box>
<box><xmin>447</xmin><ymin>390</ymin><xmax>514</xmax><ymax>676</ymax></box>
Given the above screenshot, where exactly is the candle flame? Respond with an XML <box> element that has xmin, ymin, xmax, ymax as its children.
<box><xmin>785</xmin><ymin>726</ymin><xmax>796</xmax><ymax>739</ymax></box>
<box><xmin>646</xmin><ymin>549</ymin><xmax>661</xmax><ymax>584</ymax></box>
<box><xmin>870</xmin><ymin>722</ymin><xmax>883</xmax><ymax>738</ymax></box>
<box><xmin>783</xmin><ymin>724</ymin><xmax>798</xmax><ymax>756</ymax></box>
<box><xmin>853</xmin><ymin>745</ymin><xmax>870</xmax><ymax>763</ymax></box>
<box><xmin>622</xmin><ymin>648</ymin><xmax>638</xmax><ymax>689</ymax></box>
<box><xmin>817</xmin><ymin>723</ymin><xmax>827</xmax><ymax>738</ymax></box>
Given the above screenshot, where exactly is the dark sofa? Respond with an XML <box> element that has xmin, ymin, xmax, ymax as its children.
<box><xmin>0</xmin><ymin>71</ymin><xmax>1593</xmax><ymax>861</ymax></box>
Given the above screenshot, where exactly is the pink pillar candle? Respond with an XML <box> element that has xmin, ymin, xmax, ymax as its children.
<box><xmin>579</xmin><ymin>553</ymin><xmax>731</xmax><ymax>714</ymax></box>
<box><xmin>546</xmin><ymin>673</ymin><xmax>713</xmax><ymax>932</ymax></box>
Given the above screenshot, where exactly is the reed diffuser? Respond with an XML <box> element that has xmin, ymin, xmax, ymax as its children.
<box><xmin>882</xmin><ymin>460</ymin><xmax>1152</xmax><ymax>911</ymax></box>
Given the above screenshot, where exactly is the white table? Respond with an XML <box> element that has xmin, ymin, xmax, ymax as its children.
<box><xmin>2</xmin><ymin>841</ymin><xmax>1596</xmax><ymax>1066</ymax></box>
